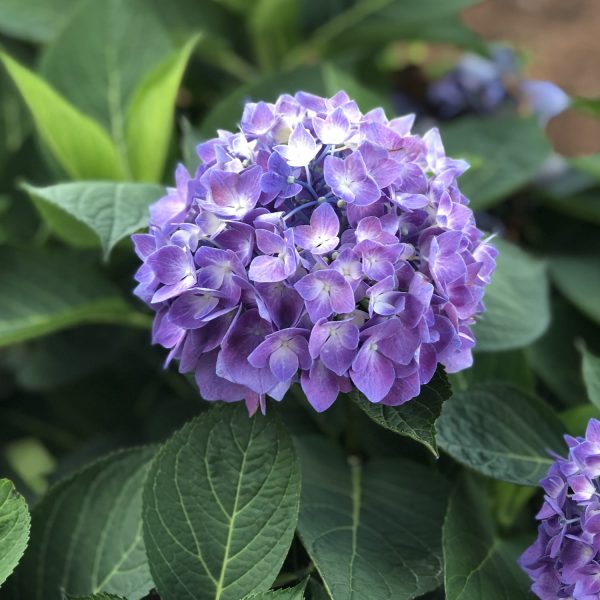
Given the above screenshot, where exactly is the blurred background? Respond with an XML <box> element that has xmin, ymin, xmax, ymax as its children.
<box><xmin>0</xmin><ymin>0</ymin><xmax>599</xmax><ymax>507</ymax></box>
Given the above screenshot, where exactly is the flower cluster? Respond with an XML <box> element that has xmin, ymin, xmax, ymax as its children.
<box><xmin>520</xmin><ymin>419</ymin><xmax>600</xmax><ymax>599</ymax></box>
<box><xmin>132</xmin><ymin>90</ymin><xmax>496</xmax><ymax>414</ymax></box>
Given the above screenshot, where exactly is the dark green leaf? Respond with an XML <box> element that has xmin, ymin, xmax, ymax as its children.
<box><xmin>352</xmin><ymin>369</ymin><xmax>451</xmax><ymax>456</ymax></box>
<box><xmin>126</xmin><ymin>35</ymin><xmax>200</xmax><ymax>183</ymax></box>
<box><xmin>443</xmin><ymin>476</ymin><xmax>531</xmax><ymax>600</ymax></box>
<box><xmin>11</xmin><ymin>447</ymin><xmax>155</xmax><ymax>600</ymax></box>
<box><xmin>143</xmin><ymin>404</ymin><xmax>301</xmax><ymax>600</ymax></box>
<box><xmin>296</xmin><ymin>436</ymin><xmax>448</xmax><ymax>600</ymax></box>
<box><xmin>550</xmin><ymin>256</ymin><xmax>600</xmax><ymax>324</ymax></box>
<box><xmin>22</xmin><ymin>181</ymin><xmax>163</xmax><ymax>259</ymax></box>
<box><xmin>436</xmin><ymin>384</ymin><xmax>565</xmax><ymax>485</ymax></box>
<box><xmin>582</xmin><ymin>345</ymin><xmax>600</xmax><ymax>409</ymax></box>
<box><xmin>0</xmin><ymin>0</ymin><xmax>79</xmax><ymax>43</ymax></box>
<box><xmin>0</xmin><ymin>53</ymin><xmax>123</xmax><ymax>180</ymax></box>
<box><xmin>528</xmin><ymin>295</ymin><xmax>593</xmax><ymax>406</ymax></box>
<box><xmin>0</xmin><ymin>478</ymin><xmax>30</xmax><ymax>586</ymax></box>
<box><xmin>0</xmin><ymin>249</ymin><xmax>147</xmax><ymax>347</ymax></box>
<box><xmin>442</xmin><ymin>116</ymin><xmax>551</xmax><ymax>210</ymax></box>
<box><xmin>474</xmin><ymin>238</ymin><xmax>550</xmax><ymax>352</ymax></box>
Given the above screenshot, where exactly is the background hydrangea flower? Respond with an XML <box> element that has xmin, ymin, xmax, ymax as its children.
<box><xmin>520</xmin><ymin>419</ymin><xmax>600</xmax><ymax>599</ymax></box>
<box><xmin>133</xmin><ymin>90</ymin><xmax>497</xmax><ymax>414</ymax></box>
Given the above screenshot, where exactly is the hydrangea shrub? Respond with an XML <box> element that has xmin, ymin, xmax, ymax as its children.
<box><xmin>133</xmin><ymin>90</ymin><xmax>497</xmax><ymax>414</ymax></box>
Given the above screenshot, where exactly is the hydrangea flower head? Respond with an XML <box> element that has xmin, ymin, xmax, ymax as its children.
<box><xmin>133</xmin><ymin>90</ymin><xmax>497</xmax><ymax>415</ymax></box>
<box><xmin>520</xmin><ymin>419</ymin><xmax>600</xmax><ymax>599</ymax></box>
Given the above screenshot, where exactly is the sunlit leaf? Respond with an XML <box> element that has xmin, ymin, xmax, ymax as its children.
<box><xmin>0</xmin><ymin>53</ymin><xmax>123</xmax><ymax>180</ymax></box>
<box><xmin>126</xmin><ymin>35</ymin><xmax>200</xmax><ymax>182</ymax></box>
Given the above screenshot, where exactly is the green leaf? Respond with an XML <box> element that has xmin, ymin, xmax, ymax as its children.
<box><xmin>242</xmin><ymin>579</ymin><xmax>307</xmax><ymax>599</ymax></box>
<box><xmin>11</xmin><ymin>447</ymin><xmax>155</xmax><ymax>600</ymax></box>
<box><xmin>40</xmin><ymin>0</ymin><xmax>173</xmax><ymax>178</ymax></box>
<box><xmin>473</xmin><ymin>238</ymin><xmax>550</xmax><ymax>352</ymax></box>
<box><xmin>550</xmin><ymin>256</ymin><xmax>600</xmax><ymax>324</ymax></box>
<box><xmin>0</xmin><ymin>479</ymin><xmax>30</xmax><ymax>586</ymax></box>
<box><xmin>0</xmin><ymin>0</ymin><xmax>79</xmax><ymax>43</ymax></box>
<box><xmin>126</xmin><ymin>35</ymin><xmax>200</xmax><ymax>183</ymax></box>
<box><xmin>296</xmin><ymin>436</ymin><xmax>448</xmax><ymax>600</ymax></box>
<box><xmin>0</xmin><ymin>248</ymin><xmax>147</xmax><ymax>347</ymax></box>
<box><xmin>352</xmin><ymin>369</ymin><xmax>451</xmax><ymax>456</ymax></box>
<box><xmin>22</xmin><ymin>181</ymin><xmax>163</xmax><ymax>260</ymax></box>
<box><xmin>443</xmin><ymin>476</ymin><xmax>531</xmax><ymax>600</ymax></box>
<box><xmin>436</xmin><ymin>384</ymin><xmax>565</xmax><ymax>485</ymax></box>
<box><xmin>201</xmin><ymin>64</ymin><xmax>392</xmax><ymax>136</ymax></box>
<box><xmin>143</xmin><ymin>404</ymin><xmax>301</xmax><ymax>600</ymax></box>
<box><xmin>582</xmin><ymin>345</ymin><xmax>600</xmax><ymax>409</ymax></box>
<box><xmin>442</xmin><ymin>116</ymin><xmax>551</xmax><ymax>210</ymax></box>
<box><xmin>0</xmin><ymin>53</ymin><xmax>123</xmax><ymax>181</ymax></box>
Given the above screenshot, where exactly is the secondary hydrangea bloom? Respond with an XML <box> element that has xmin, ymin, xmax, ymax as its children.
<box><xmin>520</xmin><ymin>419</ymin><xmax>600</xmax><ymax>599</ymax></box>
<box><xmin>133</xmin><ymin>90</ymin><xmax>497</xmax><ymax>414</ymax></box>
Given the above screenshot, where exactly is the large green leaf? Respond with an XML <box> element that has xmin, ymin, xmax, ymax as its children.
<box><xmin>143</xmin><ymin>404</ymin><xmax>301</xmax><ymax>600</ymax></box>
<box><xmin>126</xmin><ymin>35</ymin><xmax>200</xmax><ymax>183</ymax></box>
<box><xmin>0</xmin><ymin>249</ymin><xmax>147</xmax><ymax>347</ymax></box>
<box><xmin>442</xmin><ymin>116</ymin><xmax>551</xmax><ymax>210</ymax></box>
<box><xmin>436</xmin><ymin>384</ymin><xmax>565</xmax><ymax>485</ymax></box>
<box><xmin>0</xmin><ymin>479</ymin><xmax>30</xmax><ymax>586</ymax></box>
<box><xmin>0</xmin><ymin>0</ymin><xmax>79</xmax><ymax>43</ymax></box>
<box><xmin>443</xmin><ymin>477</ymin><xmax>530</xmax><ymax>600</ymax></box>
<box><xmin>473</xmin><ymin>238</ymin><xmax>550</xmax><ymax>352</ymax></box>
<box><xmin>40</xmin><ymin>0</ymin><xmax>172</xmax><ymax>177</ymax></box>
<box><xmin>550</xmin><ymin>256</ymin><xmax>600</xmax><ymax>325</ymax></box>
<box><xmin>22</xmin><ymin>181</ymin><xmax>163</xmax><ymax>259</ymax></box>
<box><xmin>296</xmin><ymin>436</ymin><xmax>448</xmax><ymax>600</ymax></box>
<box><xmin>10</xmin><ymin>447</ymin><xmax>155</xmax><ymax>600</ymax></box>
<box><xmin>0</xmin><ymin>53</ymin><xmax>124</xmax><ymax>181</ymax></box>
<box><xmin>201</xmin><ymin>64</ymin><xmax>392</xmax><ymax>135</ymax></box>
<box><xmin>582</xmin><ymin>346</ymin><xmax>600</xmax><ymax>409</ymax></box>
<box><xmin>352</xmin><ymin>369</ymin><xmax>451</xmax><ymax>456</ymax></box>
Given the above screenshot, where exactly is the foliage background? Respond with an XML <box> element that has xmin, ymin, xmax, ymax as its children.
<box><xmin>0</xmin><ymin>0</ymin><xmax>599</xmax><ymax>599</ymax></box>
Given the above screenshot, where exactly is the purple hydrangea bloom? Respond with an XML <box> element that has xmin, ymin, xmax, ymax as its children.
<box><xmin>520</xmin><ymin>419</ymin><xmax>600</xmax><ymax>599</ymax></box>
<box><xmin>132</xmin><ymin>90</ymin><xmax>496</xmax><ymax>414</ymax></box>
